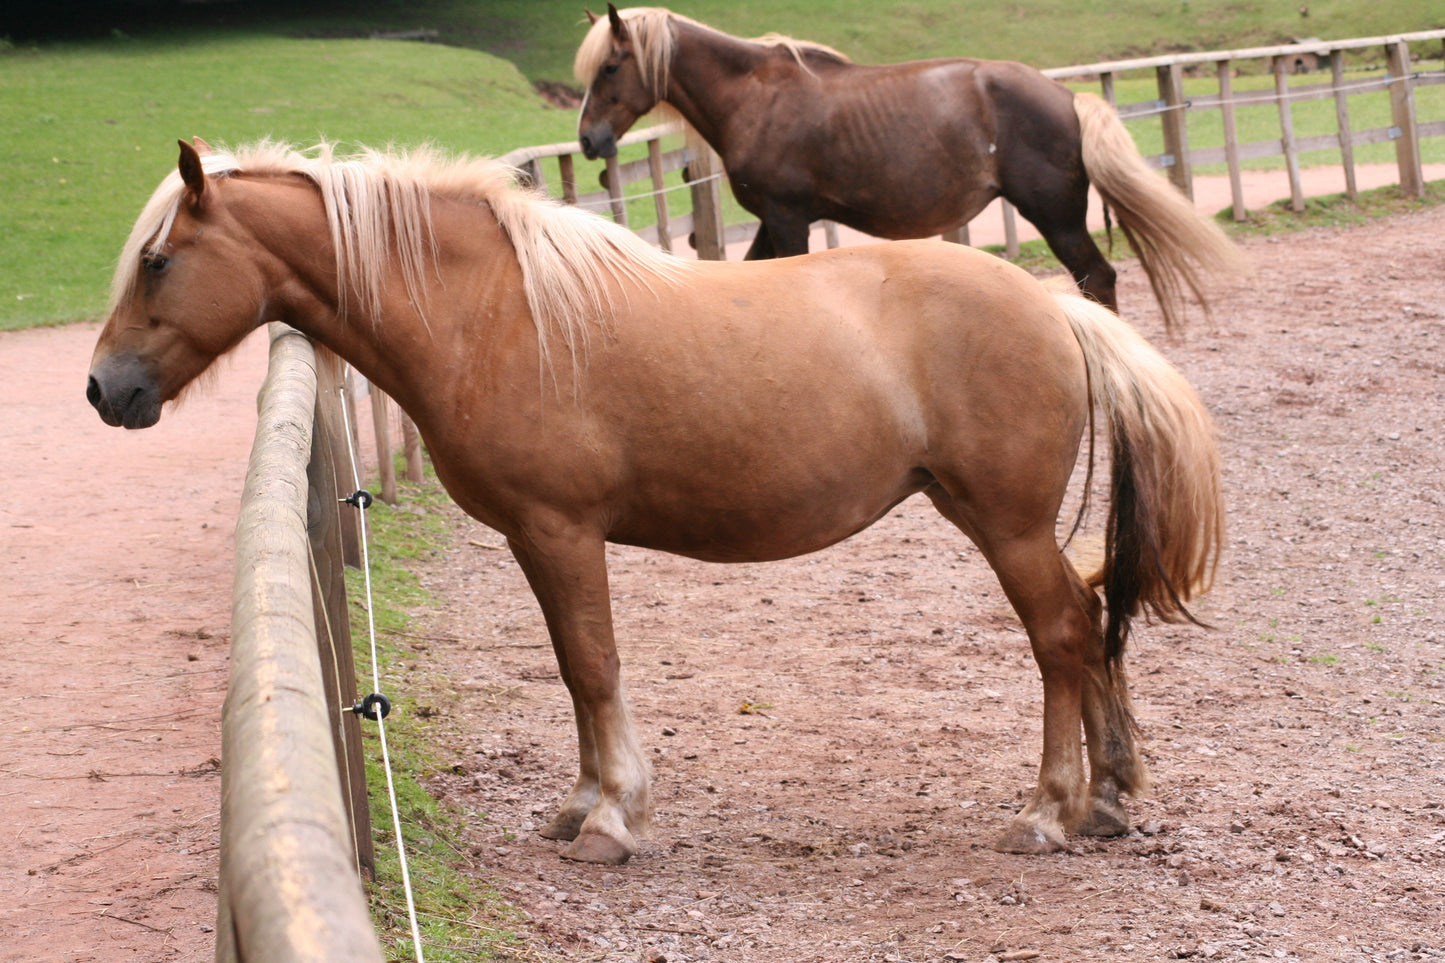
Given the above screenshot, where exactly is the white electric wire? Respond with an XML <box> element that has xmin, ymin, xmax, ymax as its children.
<box><xmin>337</xmin><ymin>371</ymin><xmax>426</xmax><ymax>963</ymax></box>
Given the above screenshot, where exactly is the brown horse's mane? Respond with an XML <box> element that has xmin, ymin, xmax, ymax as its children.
<box><xmin>112</xmin><ymin>141</ymin><xmax>690</xmax><ymax>370</ymax></box>
<box><xmin>573</xmin><ymin>6</ymin><xmax>851</xmax><ymax>94</ymax></box>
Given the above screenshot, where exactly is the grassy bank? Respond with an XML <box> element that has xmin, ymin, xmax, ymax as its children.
<box><xmin>4</xmin><ymin>3</ymin><xmax>1444</xmax><ymax>330</ymax></box>
<box><xmin>0</xmin><ymin>33</ymin><xmax>576</xmax><ymax>330</ymax></box>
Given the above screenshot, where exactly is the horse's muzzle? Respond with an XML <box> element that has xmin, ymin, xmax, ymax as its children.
<box><xmin>87</xmin><ymin>356</ymin><xmax>162</xmax><ymax>429</ymax></box>
<box><xmin>579</xmin><ymin>126</ymin><xmax>618</xmax><ymax>161</ymax></box>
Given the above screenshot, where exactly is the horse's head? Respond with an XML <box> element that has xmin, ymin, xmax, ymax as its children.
<box><xmin>88</xmin><ymin>140</ymin><xmax>272</xmax><ymax>429</ymax></box>
<box><xmin>575</xmin><ymin>4</ymin><xmax>661</xmax><ymax>159</ymax></box>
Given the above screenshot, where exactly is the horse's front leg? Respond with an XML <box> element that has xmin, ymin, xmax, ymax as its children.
<box><xmin>742</xmin><ymin>208</ymin><xmax>811</xmax><ymax>260</ymax></box>
<box><xmin>508</xmin><ymin>530</ymin><xmax>649</xmax><ymax>865</ymax></box>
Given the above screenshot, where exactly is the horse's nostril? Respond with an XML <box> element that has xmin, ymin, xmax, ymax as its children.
<box><xmin>86</xmin><ymin>375</ymin><xmax>102</xmax><ymax>408</ymax></box>
<box><xmin>580</xmin><ymin>135</ymin><xmax>593</xmax><ymax>154</ymax></box>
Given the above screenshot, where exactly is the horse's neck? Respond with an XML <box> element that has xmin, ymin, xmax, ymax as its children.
<box><xmin>243</xmin><ymin>180</ymin><xmax>530</xmax><ymax>422</ymax></box>
<box><xmin>665</xmin><ymin>20</ymin><xmax>779</xmax><ymax>149</ymax></box>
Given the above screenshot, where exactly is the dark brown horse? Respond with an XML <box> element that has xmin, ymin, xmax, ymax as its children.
<box><xmin>575</xmin><ymin>4</ymin><xmax>1245</xmax><ymax>332</ymax></box>
<box><xmin>88</xmin><ymin>140</ymin><xmax>1223</xmax><ymax>865</ymax></box>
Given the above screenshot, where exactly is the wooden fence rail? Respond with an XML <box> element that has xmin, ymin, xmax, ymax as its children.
<box><xmin>216</xmin><ymin>325</ymin><xmax>381</xmax><ymax>963</ymax></box>
<box><xmin>503</xmin><ymin>29</ymin><xmax>1445</xmax><ymax>257</ymax></box>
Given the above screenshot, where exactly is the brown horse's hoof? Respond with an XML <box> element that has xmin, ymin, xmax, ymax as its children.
<box><xmin>993</xmin><ymin>818</ymin><xmax>1069</xmax><ymax>855</ymax></box>
<box><xmin>560</xmin><ymin>831</ymin><xmax>634</xmax><ymax>865</ymax></box>
<box><xmin>538</xmin><ymin>812</ymin><xmax>585</xmax><ymax>842</ymax></box>
<box><xmin>1078</xmin><ymin>800</ymin><xmax>1130</xmax><ymax>837</ymax></box>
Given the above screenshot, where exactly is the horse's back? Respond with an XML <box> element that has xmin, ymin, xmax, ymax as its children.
<box><xmin>744</xmin><ymin>56</ymin><xmax>1081</xmax><ymax>236</ymax></box>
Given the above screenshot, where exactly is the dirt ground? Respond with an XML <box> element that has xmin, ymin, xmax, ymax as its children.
<box><xmin>2</xmin><ymin>172</ymin><xmax>1443</xmax><ymax>963</ymax></box>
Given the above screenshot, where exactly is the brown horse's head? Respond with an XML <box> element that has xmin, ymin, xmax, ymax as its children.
<box><xmin>575</xmin><ymin>4</ymin><xmax>665</xmax><ymax>159</ymax></box>
<box><xmin>87</xmin><ymin>140</ymin><xmax>269</xmax><ymax>429</ymax></box>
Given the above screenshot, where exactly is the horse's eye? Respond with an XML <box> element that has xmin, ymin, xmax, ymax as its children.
<box><xmin>603</xmin><ymin>63</ymin><xmax>619</xmax><ymax>76</ymax></box>
<box><xmin>142</xmin><ymin>253</ymin><xmax>169</xmax><ymax>274</ymax></box>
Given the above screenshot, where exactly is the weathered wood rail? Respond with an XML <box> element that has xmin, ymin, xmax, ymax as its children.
<box><xmin>215</xmin><ymin>325</ymin><xmax>382</xmax><ymax>963</ymax></box>
<box><xmin>505</xmin><ymin>30</ymin><xmax>1445</xmax><ymax>258</ymax></box>
<box><xmin>1043</xmin><ymin>30</ymin><xmax>1445</xmax><ymax>218</ymax></box>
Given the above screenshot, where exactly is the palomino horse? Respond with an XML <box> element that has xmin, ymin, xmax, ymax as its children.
<box><xmin>575</xmin><ymin>5</ymin><xmax>1246</xmax><ymax>332</ymax></box>
<box><xmin>88</xmin><ymin>140</ymin><xmax>1223</xmax><ymax>865</ymax></box>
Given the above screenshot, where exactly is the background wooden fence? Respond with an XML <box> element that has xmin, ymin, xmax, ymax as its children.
<box><xmin>503</xmin><ymin>29</ymin><xmax>1445</xmax><ymax>260</ymax></box>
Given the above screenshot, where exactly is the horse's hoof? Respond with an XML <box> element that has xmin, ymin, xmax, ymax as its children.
<box><xmin>560</xmin><ymin>832</ymin><xmax>634</xmax><ymax>865</ymax></box>
<box><xmin>993</xmin><ymin>818</ymin><xmax>1069</xmax><ymax>855</ymax></box>
<box><xmin>538</xmin><ymin>812</ymin><xmax>585</xmax><ymax>842</ymax></box>
<box><xmin>1078</xmin><ymin>801</ymin><xmax>1130</xmax><ymax>837</ymax></box>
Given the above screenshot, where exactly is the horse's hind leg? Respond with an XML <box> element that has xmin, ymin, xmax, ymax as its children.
<box><xmin>508</xmin><ymin>530</ymin><xmax>650</xmax><ymax>864</ymax></box>
<box><xmin>1037</xmin><ymin>221</ymin><xmax>1118</xmax><ymax>315</ymax></box>
<box><xmin>926</xmin><ymin>490</ymin><xmax>1091</xmax><ymax>853</ymax></box>
<box><xmin>1063</xmin><ymin>554</ymin><xmax>1148</xmax><ymax>836</ymax></box>
<box><xmin>1005</xmin><ymin>174</ymin><xmax>1119</xmax><ymax>312</ymax></box>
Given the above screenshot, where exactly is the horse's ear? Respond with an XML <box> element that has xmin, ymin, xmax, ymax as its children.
<box><xmin>191</xmin><ymin>136</ymin><xmax>214</xmax><ymax>155</ymax></box>
<box><xmin>177</xmin><ymin>138</ymin><xmax>207</xmax><ymax>207</ymax></box>
<box><xmin>607</xmin><ymin>3</ymin><xmax>629</xmax><ymax>42</ymax></box>
<box><xmin>585</xmin><ymin>8</ymin><xmax>599</xmax><ymax>25</ymax></box>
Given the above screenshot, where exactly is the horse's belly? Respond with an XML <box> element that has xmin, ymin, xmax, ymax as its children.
<box><xmin>607</xmin><ymin>464</ymin><xmax>934</xmax><ymax>563</ymax></box>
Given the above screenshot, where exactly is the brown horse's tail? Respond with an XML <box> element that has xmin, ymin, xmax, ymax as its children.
<box><xmin>1074</xmin><ymin>92</ymin><xmax>1248</xmax><ymax>334</ymax></box>
<box><xmin>1056</xmin><ymin>290</ymin><xmax>1225</xmax><ymax>668</ymax></box>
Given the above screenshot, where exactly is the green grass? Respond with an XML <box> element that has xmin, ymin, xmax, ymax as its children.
<box><xmin>224</xmin><ymin>0</ymin><xmax>1445</xmax><ymax>85</ymax></box>
<box><xmin>348</xmin><ymin>463</ymin><xmax>523</xmax><ymax>961</ymax></box>
<box><xmin>0</xmin><ymin>32</ymin><xmax>577</xmax><ymax>330</ymax></box>
<box><xmin>4</xmin><ymin>1</ymin><xmax>1445</xmax><ymax>331</ymax></box>
<box><xmin>11</xmin><ymin>0</ymin><xmax>1445</xmax><ymax>82</ymax></box>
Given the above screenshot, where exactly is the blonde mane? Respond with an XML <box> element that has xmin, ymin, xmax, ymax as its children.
<box><xmin>112</xmin><ymin>141</ymin><xmax>690</xmax><ymax>371</ymax></box>
<box><xmin>573</xmin><ymin>6</ymin><xmax>851</xmax><ymax>95</ymax></box>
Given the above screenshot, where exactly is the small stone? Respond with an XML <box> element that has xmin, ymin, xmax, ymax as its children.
<box><xmin>1229</xmin><ymin>821</ymin><xmax>1246</xmax><ymax>834</ymax></box>
<box><xmin>662</xmin><ymin>726</ymin><xmax>677</xmax><ymax>737</ymax></box>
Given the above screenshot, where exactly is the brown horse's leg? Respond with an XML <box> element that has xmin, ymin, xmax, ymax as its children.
<box><xmin>507</xmin><ymin>530</ymin><xmax>650</xmax><ymax>864</ymax></box>
<box><xmin>1001</xmin><ymin>166</ymin><xmax>1119</xmax><ymax>311</ymax></box>
<box><xmin>743</xmin><ymin>222</ymin><xmax>775</xmax><ymax>259</ymax></box>
<box><xmin>925</xmin><ymin>491</ymin><xmax>1090</xmax><ymax>853</ymax></box>
<box><xmin>1039</xmin><ymin>224</ymin><xmax>1119</xmax><ymax>314</ymax></box>
<box><xmin>742</xmin><ymin>212</ymin><xmax>811</xmax><ymax>260</ymax></box>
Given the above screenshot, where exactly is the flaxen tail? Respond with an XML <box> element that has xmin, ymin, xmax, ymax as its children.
<box><xmin>1074</xmin><ymin>92</ymin><xmax>1248</xmax><ymax>334</ymax></box>
<box><xmin>1056</xmin><ymin>290</ymin><xmax>1225</xmax><ymax>667</ymax></box>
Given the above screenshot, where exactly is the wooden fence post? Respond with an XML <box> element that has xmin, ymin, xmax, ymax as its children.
<box><xmin>308</xmin><ymin>385</ymin><xmax>375</xmax><ymax>879</ymax></box>
<box><xmin>1001</xmin><ymin>200</ymin><xmax>1020</xmax><ymax>260</ymax></box>
<box><xmin>1156</xmin><ymin>62</ymin><xmax>1193</xmax><ymax>200</ymax></box>
<box><xmin>401</xmin><ymin>414</ymin><xmax>424</xmax><ymax>483</ymax></box>
<box><xmin>316</xmin><ymin>358</ymin><xmax>361</xmax><ymax>567</ymax></box>
<box><xmin>1385</xmin><ymin>39</ymin><xmax>1424</xmax><ymax>198</ymax></box>
<box><xmin>647</xmin><ymin>139</ymin><xmax>673</xmax><ymax>253</ymax></box>
<box><xmin>603</xmin><ymin>154</ymin><xmax>628</xmax><ymax>225</ymax></box>
<box><xmin>685</xmin><ymin>126</ymin><xmax>726</xmax><ymax>260</ymax></box>
<box><xmin>558</xmin><ymin>152</ymin><xmax>579</xmax><ymax>205</ymax></box>
<box><xmin>369</xmin><ymin>386</ymin><xmax>397</xmax><ymax>505</ymax></box>
<box><xmin>1216</xmin><ymin>60</ymin><xmax>1247</xmax><ymax>220</ymax></box>
<box><xmin>1329</xmin><ymin>50</ymin><xmax>1359</xmax><ymax>201</ymax></box>
<box><xmin>1272</xmin><ymin>55</ymin><xmax>1306</xmax><ymax>213</ymax></box>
